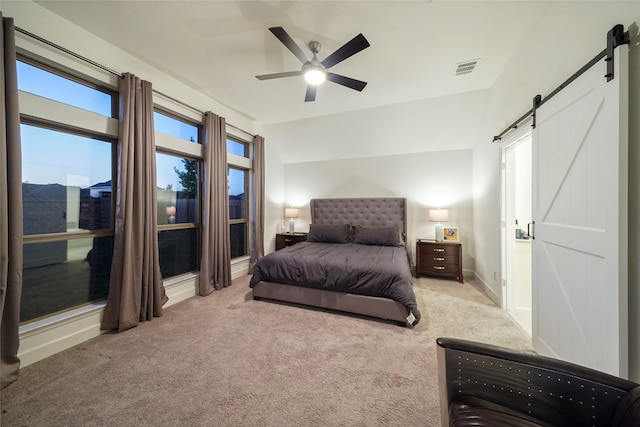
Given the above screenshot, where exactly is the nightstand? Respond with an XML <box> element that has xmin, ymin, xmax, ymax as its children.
<box><xmin>416</xmin><ymin>239</ymin><xmax>463</xmax><ymax>283</ymax></box>
<box><xmin>275</xmin><ymin>232</ymin><xmax>308</xmax><ymax>250</ymax></box>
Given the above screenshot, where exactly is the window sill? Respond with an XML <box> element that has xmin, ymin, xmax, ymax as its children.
<box><xmin>19</xmin><ymin>301</ymin><xmax>107</xmax><ymax>336</ymax></box>
<box><xmin>231</xmin><ymin>255</ymin><xmax>250</xmax><ymax>265</ymax></box>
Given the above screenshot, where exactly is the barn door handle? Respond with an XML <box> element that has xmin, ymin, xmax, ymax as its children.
<box><xmin>528</xmin><ymin>221</ymin><xmax>535</xmax><ymax>240</ymax></box>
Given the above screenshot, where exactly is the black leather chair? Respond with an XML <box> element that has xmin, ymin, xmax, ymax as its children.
<box><xmin>436</xmin><ymin>337</ymin><xmax>640</xmax><ymax>427</ymax></box>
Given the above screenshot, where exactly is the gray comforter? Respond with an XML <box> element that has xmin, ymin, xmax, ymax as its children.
<box><xmin>249</xmin><ymin>241</ymin><xmax>421</xmax><ymax>324</ymax></box>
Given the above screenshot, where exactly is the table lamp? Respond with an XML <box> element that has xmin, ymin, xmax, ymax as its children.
<box><xmin>285</xmin><ymin>208</ymin><xmax>299</xmax><ymax>233</ymax></box>
<box><xmin>429</xmin><ymin>208</ymin><xmax>449</xmax><ymax>242</ymax></box>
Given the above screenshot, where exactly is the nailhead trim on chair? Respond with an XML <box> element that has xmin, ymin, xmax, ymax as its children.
<box><xmin>451</xmin><ymin>353</ymin><xmax>628</xmax><ymax>425</ymax></box>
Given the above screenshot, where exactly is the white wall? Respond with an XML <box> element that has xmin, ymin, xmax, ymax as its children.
<box><xmin>263</xmin><ymin>89</ymin><xmax>490</xmax><ymax>164</ymax></box>
<box><xmin>263</xmin><ymin>140</ymin><xmax>286</xmax><ymax>253</ymax></box>
<box><xmin>471</xmin><ymin>2</ymin><xmax>640</xmax><ymax>380</ymax></box>
<box><xmin>278</xmin><ymin>150</ymin><xmax>474</xmax><ymax>276</ymax></box>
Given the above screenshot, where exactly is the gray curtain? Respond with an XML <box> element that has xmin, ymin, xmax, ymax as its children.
<box><xmin>199</xmin><ymin>112</ymin><xmax>231</xmax><ymax>295</ymax></box>
<box><xmin>101</xmin><ymin>73</ymin><xmax>167</xmax><ymax>332</ymax></box>
<box><xmin>247</xmin><ymin>135</ymin><xmax>265</xmax><ymax>274</ymax></box>
<box><xmin>0</xmin><ymin>13</ymin><xmax>23</xmax><ymax>390</ymax></box>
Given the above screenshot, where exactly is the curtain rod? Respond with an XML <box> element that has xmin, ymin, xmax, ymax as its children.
<box><xmin>15</xmin><ymin>25</ymin><xmax>255</xmax><ymax>139</ymax></box>
<box><xmin>153</xmin><ymin>90</ymin><xmax>254</xmax><ymax>139</ymax></box>
<box><xmin>15</xmin><ymin>26</ymin><xmax>122</xmax><ymax>77</ymax></box>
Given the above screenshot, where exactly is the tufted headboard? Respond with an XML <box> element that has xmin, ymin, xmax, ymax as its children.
<box><xmin>310</xmin><ymin>198</ymin><xmax>407</xmax><ymax>237</ymax></box>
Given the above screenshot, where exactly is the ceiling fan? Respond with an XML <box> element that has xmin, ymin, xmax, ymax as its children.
<box><xmin>256</xmin><ymin>26</ymin><xmax>370</xmax><ymax>102</ymax></box>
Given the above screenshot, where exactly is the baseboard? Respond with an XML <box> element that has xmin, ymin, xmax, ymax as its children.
<box><xmin>462</xmin><ymin>269</ymin><xmax>475</xmax><ymax>281</ymax></box>
<box><xmin>164</xmin><ymin>273</ymin><xmax>199</xmax><ymax>307</ymax></box>
<box><xmin>471</xmin><ymin>273</ymin><xmax>501</xmax><ymax>307</ymax></box>
<box><xmin>231</xmin><ymin>256</ymin><xmax>250</xmax><ymax>278</ymax></box>
<box><xmin>18</xmin><ymin>304</ymin><xmax>106</xmax><ymax>367</ymax></box>
<box><xmin>18</xmin><ymin>261</ymin><xmax>249</xmax><ymax>368</ymax></box>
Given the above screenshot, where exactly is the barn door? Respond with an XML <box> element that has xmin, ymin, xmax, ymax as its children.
<box><xmin>531</xmin><ymin>46</ymin><xmax>628</xmax><ymax>376</ymax></box>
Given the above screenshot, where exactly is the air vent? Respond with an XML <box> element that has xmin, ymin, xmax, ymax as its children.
<box><xmin>455</xmin><ymin>59</ymin><xmax>479</xmax><ymax>76</ymax></box>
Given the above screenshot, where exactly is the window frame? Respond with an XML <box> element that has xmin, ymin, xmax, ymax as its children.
<box><xmin>227</xmin><ymin>134</ymin><xmax>249</xmax><ymax>157</ymax></box>
<box><xmin>18</xmin><ymin>55</ymin><xmax>119</xmax><ymax>244</ymax></box>
<box><xmin>17</xmin><ymin>55</ymin><xmax>119</xmax><ymax>118</ymax></box>
<box><xmin>155</xmin><ymin>149</ymin><xmax>202</xmax><ymax>231</ymax></box>
<box><xmin>153</xmin><ymin>107</ymin><xmax>200</xmax><ymax>145</ymax></box>
<box><xmin>227</xmin><ymin>135</ymin><xmax>251</xmax><ymax>260</ymax></box>
<box><xmin>153</xmin><ymin>107</ymin><xmax>204</xmax><ymax>277</ymax></box>
<box><xmin>17</xmin><ymin>54</ymin><xmax>119</xmax><ymax>324</ymax></box>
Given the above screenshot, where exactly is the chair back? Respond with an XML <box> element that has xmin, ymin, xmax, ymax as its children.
<box><xmin>437</xmin><ymin>337</ymin><xmax>640</xmax><ymax>427</ymax></box>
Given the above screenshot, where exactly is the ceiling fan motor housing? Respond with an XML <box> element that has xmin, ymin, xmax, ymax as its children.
<box><xmin>308</xmin><ymin>40</ymin><xmax>321</xmax><ymax>54</ymax></box>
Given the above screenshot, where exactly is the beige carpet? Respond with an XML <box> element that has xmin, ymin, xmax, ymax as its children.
<box><xmin>1</xmin><ymin>275</ymin><xmax>532</xmax><ymax>427</ymax></box>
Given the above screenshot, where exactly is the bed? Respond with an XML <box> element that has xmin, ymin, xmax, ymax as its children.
<box><xmin>250</xmin><ymin>198</ymin><xmax>421</xmax><ymax>327</ymax></box>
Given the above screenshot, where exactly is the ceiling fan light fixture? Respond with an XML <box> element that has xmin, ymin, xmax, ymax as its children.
<box><xmin>304</xmin><ymin>66</ymin><xmax>326</xmax><ymax>85</ymax></box>
<box><xmin>302</xmin><ymin>55</ymin><xmax>326</xmax><ymax>85</ymax></box>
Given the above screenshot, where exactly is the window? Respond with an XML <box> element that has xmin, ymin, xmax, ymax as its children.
<box><xmin>157</xmin><ymin>153</ymin><xmax>199</xmax><ymax>225</ymax></box>
<box><xmin>227</xmin><ymin>137</ymin><xmax>248</xmax><ymax>157</ymax></box>
<box><xmin>18</xmin><ymin>58</ymin><xmax>117</xmax><ymax>323</ymax></box>
<box><xmin>228</xmin><ymin>166</ymin><xmax>248</xmax><ymax>259</ymax></box>
<box><xmin>227</xmin><ymin>136</ymin><xmax>250</xmax><ymax>259</ymax></box>
<box><xmin>154</xmin><ymin>111</ymin><xmax>202</xmax><ymax>277</ymax></box>
<box><xmin>154</xmin><ymin>111</ymin><xmax>199</xmax><ymax>143</ymax></box>
<box><xmin>21</xmin><ymin>125</ymin><xmax>113</xmax><ymax>234</ymax></box>
<box><xmin>17</xmin><ymin>60</ymin><xmax>114</xmax><ymax>116</ymax></box>
<box><xmin>22</xmin><ymin>237</ymin><xmax>113</xmax><ymax>321</ymax></box>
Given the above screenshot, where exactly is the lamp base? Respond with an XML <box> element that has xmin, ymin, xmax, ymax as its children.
<box><xmin>289</xmin><ymin>219</ymin><xmax>295</xmax><ymax>234</ymax></box>
<box><xmin>435</xmin><ymin>224</ymin><xmax>444</xmax><ymax>242</ymax></box>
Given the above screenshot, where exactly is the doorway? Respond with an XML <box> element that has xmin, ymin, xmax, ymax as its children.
<box><xmin>501</xmin><ymin>131</ymin><xmax>532</xmax><ymax>336</ymax></box>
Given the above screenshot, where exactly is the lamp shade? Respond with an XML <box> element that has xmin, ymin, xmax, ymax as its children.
<box><xmin>429</xmin><ymin>209</ymin><xmax>449</xmax><ymax>223</ymax></box>
<box><xmin>285</xmin><ymin>208</ymin><xmax>299</xmax><ymax>219</ymax></box>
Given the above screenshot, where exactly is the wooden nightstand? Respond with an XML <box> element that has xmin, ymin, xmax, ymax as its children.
<box><xmin>416</xmin><ymin>239</ymin><xmax>463</xmax><ymax>283</ymax></box>
<box><xmin>275</xmin><ymin>232</ymin><xmax>308</xmax><ymax>250</ymax></box>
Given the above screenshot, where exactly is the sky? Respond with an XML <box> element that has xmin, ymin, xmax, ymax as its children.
<box><xmin>18</xmin><ymin>61</ymin><xmax>244</xmax><ymax>196</ymax></box>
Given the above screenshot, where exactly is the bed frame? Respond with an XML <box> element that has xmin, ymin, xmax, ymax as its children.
<box><xmin>252</xmin><ymin>197</ymin><xmax>412</xmax><ymax>326</ymax></box>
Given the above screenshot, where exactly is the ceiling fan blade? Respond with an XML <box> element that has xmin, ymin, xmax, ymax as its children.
<box><xmin>326</xmin><ymin>73</ymin><xmax>368</xmax><ymax>91</ymax></box>
<box><xmin>304</xmin><ymin>85</ymin><xmax>317</xmax><ymax>102</ymax></box>
<box><xmin>255</xmin><ymin>71</ymin><xmax>303</xmax><ymax>80</ymax></box>
<box><xmin>321</xmin><ymin>33</ymin><xmax>370</xmax><ymax>69</ymax></box>
<box><xmin>269</xmin><ymin>26</ymin><xmax>309</xmax><ymax>64</ymax></box>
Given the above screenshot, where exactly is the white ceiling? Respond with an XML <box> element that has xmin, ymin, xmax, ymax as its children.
<box><xmin>33</xmin><ymin>1</ymin><xmax>549</xmax><ymax>126</ymax></box>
